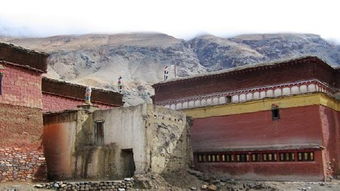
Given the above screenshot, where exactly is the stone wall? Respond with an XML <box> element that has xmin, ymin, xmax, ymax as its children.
<box><xmin>144</xmin><ymin>105</ymin><xmax>192</xmax><ymax>174</ymax></box>
<box><xmin>0</xmin><ymin>103</ymin><xmax>45</xmax><ymax>182</ymax></box>
<box><xmin>0</xmin><ymin>147</ymin><xmax>46</xmax><ymax>182</ymax></box>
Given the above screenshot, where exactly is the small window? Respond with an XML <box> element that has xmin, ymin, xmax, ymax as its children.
<box><xmin>279</xmin><ymin>152</ymin><xmax>295</xmax><ymax>161</ymax></box>
<box><xmin>226</xmin><ymin>96</ymin><xmax>232</xmax><ymax>103</ymax></box>
<box><xmin>198</xmin><ymin>155</ymin><xmax>202</xmax><ymax>162</ymax></box>
<box><xmin>272</xmin><ymin>105</ymin><xmax>280</xmax><ymax>120</ymax></box>
<box><xmin>298</xmin><ymin>152</ymin><xmax>314</xmax><ymax>161</ymax></box>
<box><xmin>94</xmin><ymin>121</ymin><xmax>104</xmax><ymax>145</ymax></box>
<box><xmin>0</xmin><ymin>73</ymin><xmax>2</xmax><ymax>95</ymax></box>
<box><xmin>251</xmin><ymin>153</ymin><xmax>261</xmax><ymax>162</ymax></box>
<box><xmin>263</xmin><ymin>153</ymin><xmax>277</xmax><ymax>162</ymax></box>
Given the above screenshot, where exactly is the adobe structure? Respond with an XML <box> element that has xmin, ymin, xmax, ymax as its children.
<box><xmin>0</xmin><ymin>43</ymin><xmax>123</xmax><ymax>182</ymax></box>
<box><xmin>42</xmin><ymin>104</ymin><xmax>192</xmax><ymax>180</ymax></box>
<box><xmin>153</xmin><ymin>56</ymin><xmax>340</xmax><ymax>181</ymax></box>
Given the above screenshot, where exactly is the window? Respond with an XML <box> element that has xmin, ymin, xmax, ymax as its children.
<box><xmin>262</xmin><ymin>153</ymin><xmax>277</xmax><ymax>162</ymax></box>
<box><xmin>0</xmin><ymin>73</ymin><xmax>2</xmax><ymax>95</ymax></box>
<box><xmin>272</xmin><ymin>105</ymin><xmax>280</xmax><ymax>120</ymax></box>
<box><xmin>251</xmin><ymin>153</ymin><xmax>261</xmax><ymax>162</ymax></box>
<box><xmin>298</xmin><ymin>152</ymin><xmax>314</xmax><ymax>161</ymax></box>
<box><xmin>226</xmin><ymin>96</ymin><xmax>232</xmax><ymax>103</ymax></box>
<box><xmin>279</xmin><ymin>152</ymin><xmax>295</xmax><ymax>161</ymax></box>
<box><xmin>94</xmin><ymin>121</ymin><xmax>104</xmax><ymax>145</ymax></box>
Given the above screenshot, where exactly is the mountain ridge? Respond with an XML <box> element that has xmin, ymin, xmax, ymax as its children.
<box><xmin>0</xmin><ymin>32</ymin><xmax>339</xmax><ymax>105</ymax></box>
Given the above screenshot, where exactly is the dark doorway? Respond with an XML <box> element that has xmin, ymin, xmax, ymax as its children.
<box><xmin>121</xmin><ymin>149</ymin><xmax>135</xmax><ymax>177</ymax></box>
<box><xmin>94</xmin><ymin>121</ymin><xmax>104</xmax><ymax>145</ymax></box>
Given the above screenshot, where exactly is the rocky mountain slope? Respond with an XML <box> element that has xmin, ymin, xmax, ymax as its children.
<box><xmin>1</xmin><ymin>33</ymin><xmax>339</xmax><ymax>105</ymax></box>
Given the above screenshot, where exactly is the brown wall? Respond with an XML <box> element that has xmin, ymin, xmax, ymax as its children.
<box><xmin>43</xmin><ymin>111</ymin><xmax>78</xmax><ymax>180</ymax></box>
<box><xmin>336</xmin><ymin>69</ymin><xmax>340</xmax><ymax>89</ymax></box>
<box><xmin>0</xmin><ymin>43</ymin><xmax>48</xmax><ymax>72</ymax></box>
<box><xmin>0</xmin><ymin>103</ymin><xmax>46</xmax><ymax>182</ymax></box>
<box><xmin>42</xmin><ymin>78</ymin><xmax>123</xmax><ymax>109</ymax></box>
<box><xmin>153</xmin><ymin>57</ymin><xmax>337</xmax><ymax>102</ymax></box>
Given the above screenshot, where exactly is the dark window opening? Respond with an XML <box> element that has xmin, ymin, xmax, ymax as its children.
<box><xmin>251</xmin><ymin>153</ymin><xmax>261</xmax><ymax>162</ymax></box>
<box><xmin>226</xmin><ymin>96</ymin><xmax>232</xmax><ymax>103</ymax></box>
<box><xmin>0</xmin><ymin>73</ymin><xmax>2</xmax><ymax>95</ymax></box>
<box><xmin>262</xmin><ymin>153</ymin><xmax>277</xmax><ymax>162</ymax></box>
<box><xmin>272</xmin><ymin>106</ymin><xmax>280</xmax><ymax>120</ymax></box>
<box><xmin>94</xmin><ymin>121</ymin><xmax>104</xmax><ymax>145</ymax></box>
<box><xmin>279</xmin><ymin>152</ymin><xmax>295</xmax><ymax>161</ymax></box>
<box><xmin>297</xmin><ymin>152</ymin><xmax>314</xmax><ymax>161</ymax></box>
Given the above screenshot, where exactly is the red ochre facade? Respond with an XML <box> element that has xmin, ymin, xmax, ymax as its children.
<box><xmin>42</xmin><ymin>92</ymin><xmax>115</xmax><ymax>113</ymax></box>
<box><xmin>191</xmin><ymin>105</ymin><xmax>340</xmax><ymax>180</ymax></box>
<box><xmin>0</xmin><ymin>62</ymin><xmax>47</xmax><ymax>182</ymax></box>
<box><xmin>153</xmin><ymin>56</ymin><xmax>340</xmax><ymax>181</ymax></box>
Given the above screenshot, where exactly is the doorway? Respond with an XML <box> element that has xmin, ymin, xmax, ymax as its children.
<box><xmin>121</xmin><ymin>149</ymin><xmax>135</xmax><ymax>177</ymax></box>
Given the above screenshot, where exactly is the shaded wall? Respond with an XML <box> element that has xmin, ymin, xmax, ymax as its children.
<box><xmin>43</xmin><ymin>111</ymin><xmax>78</xmax><ymax>180</ymax></box>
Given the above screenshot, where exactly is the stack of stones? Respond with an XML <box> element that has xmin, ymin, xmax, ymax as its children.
<box><xmin>35</xmin><ymin>178</ymin><xmax>134</xmax><ymax>191</ymax></box>
<box><xmin>0</xmin><ymin>147</ymin><xmax>47</xmax><ymax>182</ymax></box>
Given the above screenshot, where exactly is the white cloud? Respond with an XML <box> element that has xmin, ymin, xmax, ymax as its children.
<box><xmin>0</xmin><ymin>0</ymin><xmax>340</xmax><ymax>40</ymax></box>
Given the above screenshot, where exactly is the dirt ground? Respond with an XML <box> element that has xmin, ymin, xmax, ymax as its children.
<box><xmin>1</xmin><ymin>171</ymin><xmax>340</xmax><ymax>191</ymax></box>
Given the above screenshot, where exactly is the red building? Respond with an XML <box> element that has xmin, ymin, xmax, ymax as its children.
<box><xmin>42</xmin><ymin>77</ymin><xmax>123</xmax><ymax>113</ymax></box>
<box><xmin>153</xmin><ymin>56</ymin><xmax>340</xmax><ymax>181</ymax></box>
<box><xmin>0</xmin><ymin>43</ymin><xmax>123</xmax><ymax>182</ymax></box>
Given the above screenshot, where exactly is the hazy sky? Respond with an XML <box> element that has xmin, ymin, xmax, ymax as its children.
<box><xmin>1</xmin><ymin>0</ymin><xmax>339</xmax><ymax>40</ymax></box>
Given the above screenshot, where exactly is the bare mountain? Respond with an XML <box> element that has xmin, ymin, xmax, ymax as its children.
<box><xmin>0</xmin><ymin>33</ymin><xmax>339</xmax><ymax>105</ymax></box>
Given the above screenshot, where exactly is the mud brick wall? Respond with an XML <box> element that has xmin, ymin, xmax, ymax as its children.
<box><xmin>42</xmin><ymin>93</ymin><xmax>114</xmax><ymax>113</ymax></box>
<box><xmin>0</xmin><ymin>64</ymin><xmax>43</xmax><ymax>109</ymax></box>
<box><xmin>0</xmin><ymin>147</ymin><xmax>46</xmax><ymax>182</ymax></box>
<box><xmin>42</xmin><ymin>77</ymin><xmax>123</xmax><ymax>113</ymax></box>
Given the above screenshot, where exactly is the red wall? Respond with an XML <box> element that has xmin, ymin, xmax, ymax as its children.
<box><xmin>0</xmin><ymin>64</ymin><xmax>46</xmax><ymax>182</ymax></box>
<box><xmin>194</xmin><ymin>150</ymin><xmax>324</xmax><ymax>181</ymax></box>
<box><xmin>153</xmin><ymin>57</ymin><xmax>336</xmax><ymax>103</ymax></box>
<box><xmin>0</xmin><ymin>64</ymin><xmax>42</xmax><ymax>108</ymax></box>
<box><xmin>318</xmin><ymin>106</ymin><xmax>340</xmax><ymax>176</ymax></box>
<box><xmin>42</xmin><ymin>93</ymin><xmax>114</xmax><ymax>113</ymax></box>
<box><xmin>192</xmin><ymin>105</ymin><xmax>323</xmax><ymax>151</ymax></box>
<box><xmin>191</xmin><ymin>105</ymin><xmax>333</xmax><ymax>180</ymax></box>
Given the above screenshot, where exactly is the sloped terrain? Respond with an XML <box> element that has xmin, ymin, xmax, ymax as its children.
<box><xmin>0</xmin><ymin>33</ymin><xmax>339</xmax><ymax>105</ymax></box>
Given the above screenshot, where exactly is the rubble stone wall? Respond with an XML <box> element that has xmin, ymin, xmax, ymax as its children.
<box><xmin>0</xmin><ymin>103</ymin><xmax>46</xmax><ymax>182</ymax></box>
<box><xmin>0</xmin><ymin>147</ymin><xmax>46</xmax><ymax>182</ymax></box>
<box><xmin>145</xmin><ymin>105</ymin><xmax>192</xmax><ymax>174</ymax></box>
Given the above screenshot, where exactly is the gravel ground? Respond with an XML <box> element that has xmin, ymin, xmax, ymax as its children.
<box><xmin>1</xmin><ymin>178</ymin><xmax>340</xmax><ymax>191</ymax></box>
